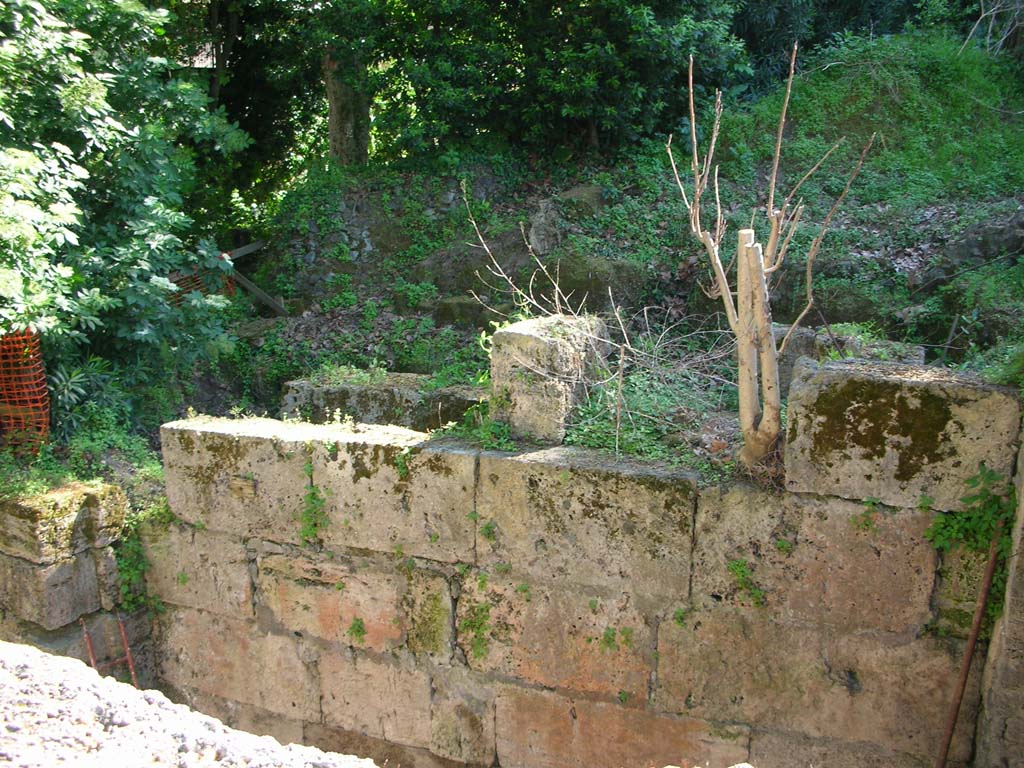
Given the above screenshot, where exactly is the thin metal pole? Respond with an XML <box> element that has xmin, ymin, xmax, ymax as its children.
<box><xmin>79</xmin><ymin>618</ymin><xmax>98</xmax><ymax>668</ymax></box>
<box><xmin>934</xmin><ymin>519</ymin><xmax>1004</xmax><ymax>768</ymax></box>
<box><xmin>116</xmin><ymin>613</ymin><xmax>140</xmax><ymax>688</ymax></box>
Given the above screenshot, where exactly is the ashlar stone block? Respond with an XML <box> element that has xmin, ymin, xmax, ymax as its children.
<box><xmin>0</xmin><ymin>547</ymin><xmax>118</xmax><ymax>630</ymax></box>
<box><xmin>490</xmin><ymin>315</ymin><xmax>610</xmax><ymax>443</ymax></box>
<box><xmin>0</xmin><ymin>481</ymin><xmax>127</xmax><ymax>563</ymax></box>
<box><xmin>785</xmin><ymin>359</ymin><xmax>1021</xmax><ymax>511</ymax></box>
<box><xmin>161</xmin><ymin>417</ymin><xmax>323</xmax><ymax>543</ymax></box>
<box><xmin>313</xmin><ymin>433</ymin><xmax>477</xmax><ymax>563</ymax></box>
<box><xmin>305</xmin><ymin>723</ymin><xmax>453</xmax><ymax>768</ymax></box>
<box><xmin>747</xmin><ymin>729</ymin><xmax>932</xmax><ymax>768</ymax></box>
<box><xmin>654</xmin><ymin>608</ymin><xmax>981</xmax><ymax>763</ymax></box>
<box><xmin>477</xmin><ymin>446</ymin><xmax>695</xmax><ymax>609</ymax></box>
<box><xmin>692</xmin><ymin>485</ymin><xmax>938</xmax><ymax>633</ymax></box>
<box><xmin>456</xmin><ymin>573</ymin><xmax>652</xmax><ymax>700</ymax></box>
<box><xmin>140</xmin><ymin>522</ymin><xmax>253</xmax><ymax>619</ymax></box>
<box><xmin>495</xmin><ymin>685</ymin><xmax>750</xmax><ymax>768</ymax></box>
<box><xmin>429</xmin><ymin>666</ymin><xmax>497</xmax><ymax>765</ymax></box>
<box><xmin>157</xmin><ymin>606</ymin><xmax>319</xmax><ymax>721</ymax></box>
<box><xmin>254</xmin><ymin>546</ymin><xmax>452</xmax><ymax>660</ymax></box>
<box><xmin>320</xmin><ymin>651</ymin><xmax>433</xmax><ymax>750</ymax></box>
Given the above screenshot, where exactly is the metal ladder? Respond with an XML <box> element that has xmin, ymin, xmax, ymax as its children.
<box><xmin>79</xmin><ymin>613</ymin><xmax>139</xmax><ymax>688</ymax></box>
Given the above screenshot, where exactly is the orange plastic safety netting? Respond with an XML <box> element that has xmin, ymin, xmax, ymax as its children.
<box><xmin>168</xmin><ymin>270</ymin><xmax>235</xmax><ymax>307</ymax></box>
<box><xmin>0</xmin><ymin>330</ymin><xmax>50</xmax><ymax>453</ymax></box>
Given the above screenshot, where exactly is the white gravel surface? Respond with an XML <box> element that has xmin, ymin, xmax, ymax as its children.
<box><xmin>0</xmin><ymin>640</ymin><xmax>378</xmax><ymax>768</ymax></box>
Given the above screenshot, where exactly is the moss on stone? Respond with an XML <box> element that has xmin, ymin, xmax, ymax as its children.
<box><xmin>810</xmin><ymin>379</ymin><xmax>955</xmax><ymax>480</ymax></box>
<box><xmin>408</xmin><ymin>590</ymin><xmax>449</xmax><ymax>655</ymax></box>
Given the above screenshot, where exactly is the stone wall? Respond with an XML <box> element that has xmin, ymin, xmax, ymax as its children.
<box><xmin>0</xmin><ymin>482</ymin><xmax>155</xmax><ymax>686</ymax></box>
<box><xmin>974</xmin><ymin>440</ymin><xmax>1024</xmax><ymax>766</ymax></box>
<box><xmin>151</xmin><ymin>353</ymin><xmax>1022</xmax><ymax>768</ymax></box>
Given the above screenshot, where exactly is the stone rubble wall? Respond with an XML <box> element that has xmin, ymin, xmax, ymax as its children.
<box><xmin>0</xmin><ymin>482</ymin><xmax>156</xmax><ymax>686</ymax></box>
<box><xmin>152</xmin><ymin>355</ymin><xmax>1022</xmax><ymax>768</ymax></box>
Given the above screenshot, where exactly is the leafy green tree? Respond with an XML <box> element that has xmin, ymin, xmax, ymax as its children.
<box><xmin>0</xmin><ymin>0</ymin><xmax>249</xmax><ymax>430</ymax></box>
<box><xmin>503</xmin><ymin>0</ymin><xmax>748</xmax><ymax>149</ymax></box>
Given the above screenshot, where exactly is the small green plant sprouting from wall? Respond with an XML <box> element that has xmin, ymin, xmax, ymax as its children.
<box><xmin>727</xmin><ymin>559</ymin><xmax>767</xmax><ymax>607</ymax></box>
<box><xmin>774</xmin><ymin>538</ymin><xmax>794</xmax><ymax>555</ymax></box>
<box><xmin>494</xmin><ymin>562</ymin><xmax>512</xmax><ymax>575</ymax></box>
<box><xmin>618</xmin><ymin>627</ymin><xmax>635</xmax><ymax>649</ymax></box>
<box><xmin>617</xmin><ymin>691</ymin><xmax>630</xmax><ymax>704</ymax></box>
<box><xmin>347</xmin><ymin>617</ymin><xmax>367</xmax><ymax>644</ymax></box>
<box><xmin>852</xmin><ymin>497</ymin><xmax>880</xmax><ymax>532</ymax></box>
<box><xmin>599</xmin><ymin>627</ymin><xmax>619</xmax><ymax>651</ymax></box>
<box><xmin>114</xmin><ymin>495</ymin><xmax>177</xmax><ymax>615</ymax></box>
<box><xmin>115</xmin><ymin>535</ymin><xmax>164</xmax><ymax>614</ymax></box>
<box><xmin>480</xmin><ymin>520</ymin><xmax>497</xmax><ymax>542</ymax></box>
<box><xmin>515</xmin><ymin>583</ymin><xmax>532</xmax><ymax>602</ymax></box>
<box><xmin>925</xmin><ymin>464</ymin><xmax>1017</xmax><ymax>630</ymax></box>
<box><xmin>393</xmin><ymin>547</ymin><xmax>415</xmax><ymax>576</ymax></box>
<box><xmin>175</xmin><ymin>571</ymin><xmax>189</xmax><ymax>586</ymax></box>
<box><xmin>588</xmin><ymin>598</ymin><xmax>600</xmax><ymax>614</ymax></box>
<box><xmin>672</xmin><ymin>607</ymin><xmax>689</xmax><ymax>626</ymax></box>
<box><xmin>300</xmin><ymin>458</ymin><xmax>329</xmax><ymax>547</ymax></box>
<box><xmin>394</xmin><ymin>447</ymin><xmax>412</xmax><ymax>480</ymax></box>
<box><xmin>432</xmin><ymin>402</ymin><xmax>516</xmax><ymax>451</ymax></box>
<box><xmin>459</xmin><ymin>601</ymin><xmax>492</xmax><ymax>659</ymax></box>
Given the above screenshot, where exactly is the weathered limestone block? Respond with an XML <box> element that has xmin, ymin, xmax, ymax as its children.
<box><xmin>494</xmin><ymin>685</ymin><xmax>750</xmax><ymax>768</ymax></box>
<box><xmin>0</xmin><ymin>548</ymin><xmax>113</xmax><ymax>630</ymax></box>
<box><xmin>692</xmin><ymin>485</ymin><xmax>937</xmax><ymax>633</ymax></box>
<box><xmin>932</xmin><ymin>546</ymin><xmax>987</xmax><ymax>639</ymax></box>
<box><xmin>254</xmin><ymin>545</ymin><xmax>452</xmax><ymax>660</ymax></box>
<box><xmin>490</xmin><ymin>315</ymin><xmax>610</xmax><ymax>443</ymax></box>
<box><xmin>171</xmin><ymin>688</ymin><xmax>306</xmax><ymax>747</ymax></box>
<box><xmin>456</xmin><ymin>573</ymin><xmax>652</xmax><ymax>700</ymax></box>
<box><xmin>140</xmin><ymin>522</ymin><xmax>253</xmax><ymax>619</ymax></box>
<box><xmin>281</xmin><ymin>373</ymin><xmax>484</xmax><ymax>431</ymax></box>
<box><xmin>158</xmin><ymin>607</ymin><xmax>319</xmax><ymax>721</ymax></box>
<box><xmin>281</xmin><ymin>373</ymin><xmax>424</xmax><ymax>425</ymax></box>
<box><xmin>320</xmin><ymin>651</ymin><xmax>433</xmax><ymax>750</ymax></box>
<box><xmin>161</xmin><ymin>417</ymin><xmax>320</xmax><ymax>542</ymax></box>
<box><xmin>747</xmin><ymin>730</ymin><xmax>931</xmax><ymax>768</ymax></box>
<box><xmin>429</xmin><ymin>666</ymin><xmax>496</xmax><ymax>765</ymax></box>
<box><xmin>974</xmin><ymin>445</ymin><xmax>1024</xmax><ymax>767</ymax></box>
<box><xmin>476</xmin><ymin>447</ymin><xmax>695</xmax><ymax>609</ymax></box>
<box><xmin>306</xmin><ymin>723</ymin><xmax>457</xmax><ymax>768</ymax></box>
<box><xmin>0</xmin><ymin>481</ymin><xmax>127</xmax><ymax>563</ymax></box>
<box><xmin>654</xmin><ymin>608</ymin><xmax>981</xmax><ymax>762</ymax></box>
<box><xmin>314</xmin><ymin>434</ymin><xmax>476</xmax><ymax>563</ymax></box>
<box><xmin>785</xmin><ymin>359</ymin><xmax>1021</xmax><ymax>511</ymax></box>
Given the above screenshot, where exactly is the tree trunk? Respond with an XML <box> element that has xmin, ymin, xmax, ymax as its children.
<box><xmin>323</xmin><ymin>53</ymin><xmax>370</xmax><ymax>166</ymax></box>
<box><xmin>735</xmin><ymin>229</ymin><xmax>781</xmax><ymax>467</ymax></box>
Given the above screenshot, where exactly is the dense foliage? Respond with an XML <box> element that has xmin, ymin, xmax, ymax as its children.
<box><xmin>0</xmin><ymin>0</ymin><xmax>248</xmax><ymax>429</ymax></box>
<box><xmin>3</xmin><ymin>0</ymin><xmax>1023</xmax><ymax>453</ymax></box>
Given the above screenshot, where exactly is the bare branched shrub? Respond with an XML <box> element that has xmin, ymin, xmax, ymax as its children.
<box><xmin>961</xmin><ymin>1</ymin><xmax>1023</xmax><ymax>57</ymax></box>
<box><xmin>668</xmin><ymin>44</ymin><xmax>873</xmax><ymax>468</ymax></box>
<box><xmin>462</xmin><ymin>188</ymin><xmax>738</xmax><ymax>466</ymax></box>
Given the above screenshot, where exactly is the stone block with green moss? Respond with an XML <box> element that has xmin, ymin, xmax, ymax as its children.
<box><xmin>785</xmin><ymin>358</ymin><xmax>1021</xmax><ymax>511</ymax></box>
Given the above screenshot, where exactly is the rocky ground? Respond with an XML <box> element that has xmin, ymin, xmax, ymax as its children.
<box><xmin>0</xmin><ymin>641</ymin><xmax>376</xmax><ymax>768</ymax></box>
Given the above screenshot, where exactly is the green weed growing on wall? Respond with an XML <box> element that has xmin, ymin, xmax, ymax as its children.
<box><xmin>300</xmin><ymin>458</ymin><xmax>329</xmax><ymax>547</ymax></box>
<box><xmin>925</xmin><ymin>464</ymin><xmax>1017</xmax><ymax>629</ymax></box>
